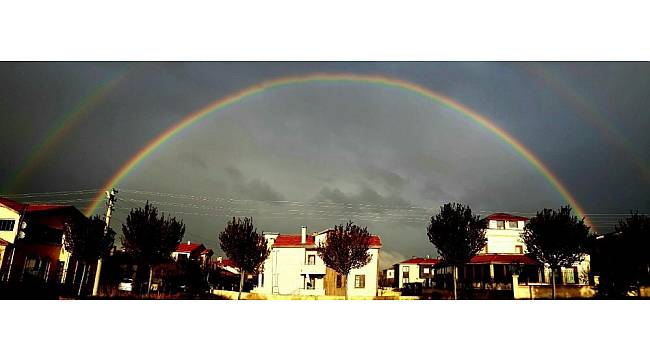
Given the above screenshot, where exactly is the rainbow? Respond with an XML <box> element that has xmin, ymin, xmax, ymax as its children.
<box><xmin>4</xmin><ymin>67</ymin><xmax>131</xmax><ymax>192</ymax></box>
<box><xmin>521</xmin><ymin>63</ymin><xmax>650</xmax><ymax>184</ymax></box>
<box><xmin>85</xmin><ymin>73</ymin><xmax>594</xmax><ymax>229</ymax></box>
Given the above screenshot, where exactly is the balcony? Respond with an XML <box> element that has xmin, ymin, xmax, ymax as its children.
<box><xmin>300</xmin><ymin>264</ymin><xmax>326</xmax><ymax>275</ymax></box>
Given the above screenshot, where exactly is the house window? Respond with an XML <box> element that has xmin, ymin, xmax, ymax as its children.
<box><xmin>403</xmin><ymin>265</ymin><xmax>410</xmax><ymax>279</ymax></box>
<box><xmin>562</xmin><ymin>267</ymin><xmax>577</xmax><ymax>284</ymax></box>
<box><xmin>355</xmin><ymin>275</ymin><xmax>365</xmax><ymax>288</ymax></box>
<box><xmin>515</xmin><ymin>245</ymin><xmax>523</xmax><ymax>254</ymax></box>
<box><xmin>336</xmin><ymin>274</ymin><xmax>342</xmax><ymax>288</ymax></box>
<box><xmin>423</xmin><ymin>267</ymin><xmax>430</xmax><ymax>274</ymax></box>
<box><xmin>0</xmin><ymin>219</ymin><xmax>15</xmax><ymax>231</ymax></box>
<box><xmin>508</xmin><ymin>221</ymin><xmax>518</xmax><ymax>228</ymax></box>
<box><xmin>177</xmin><ymin>253</ymin><xmax>188</xmax><ymax>260</ymax></box>
<box><xmin>307</xmin><ymin>254</ymin><xmax>315</xmax><ymax>265</ymax></box>
<box><xmin>497</xmin><ymin>220</ymin><xmax>505</xmax><ymax>230</ymax></box>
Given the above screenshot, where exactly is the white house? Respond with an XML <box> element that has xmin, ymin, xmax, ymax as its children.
<box><xmin>171</xmin><ymin>241</ymin><xmax>213</xmax><ymax>269</ymax></box>
<box><xmin>253</xmin><ymin>226</ymin><xmax>382</xmax><ymax>297</ymax></box>
<box><xmin>433</xmin><ymin>213</ymin><xmax>591</xmax><ymax>290</ymax></box>
<box><xmin>393</xmin><ymin>257</ymin><xmax>440</xmax><ymax>288</ymax></box>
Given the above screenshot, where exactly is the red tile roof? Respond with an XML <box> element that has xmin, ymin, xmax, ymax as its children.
<box><xmin>272</xmin><ymin>233</ymin><xmax>382</xmax><ymax>248</ymax></box>
<box><xmin>0</xmin><ymin>197</ymin><xmax>71</xmax><ymax>213</ymax></box>
<box><xmin>220</xmin><ymin>258</ymin><xmax>237</xmax><ymax>268</ymax></box>
<box><xmin>485</xmin><ymin>213</ymin><xmax>529</xmax><ymax>222</ymax></box>
<box><xmin>175</xmin><ymin>242</ymin><xmax>205</xmax><ymax>253</ymax></box>
<box><xmin>273</xmin><ymin>234</ymin><xmax>315</xmax><ymax>247</ymax></box>
<box><xmin>469</xmin><ymin>254</ymin><xmax>538</xmax><ymax>265</ymax></box>
<box><xmin>400</xmin><ymin>257</ymin><xmax>440</xmax><ymax>265</ymax></box>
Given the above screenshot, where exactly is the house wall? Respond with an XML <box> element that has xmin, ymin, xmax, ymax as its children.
<box><xmin>513</xmin><ymin>283</ymin><xmax>597</xmax><ymax>299</ymax></box>
<box><xmin>347</xmin><ymin>248</ymin><xmax>379</xmax><ymax>297</ymax></box>
<box><xmin>8</xmin><ymin>240</ymin><xmax>62</xmax><ymax>283</ymax></box>
<box><xmin>484</xmin><ymin>220</ymin><xmax>526</xmax><ymax>254</ymax></box>
<box><xmin>396</xmin><ymin>263</ymin><xmax>424</xmax><ymax>287</ymax></box>
<box><xmin>256</xmin><ymin>233</ymin><xmax>379</xmax><ymax>297</ymax></box>
<box><xmin>0</xmin><ymin>205</ymin><xmax>20</xmax><ymax>245</ymax></box>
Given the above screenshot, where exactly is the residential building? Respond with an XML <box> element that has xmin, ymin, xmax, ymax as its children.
<box><xmin>379</xmin><ymin>267</ymin><xmax>394</xmax><ymax>288</ymax></box>
<box><xmin>172</xmin><ymin>241</ymin><xmax>213</xmax><ymax>269</ymax></box>
<box><xmin>0</xmin><ymin>197</ymin><xmax>87</xmax><ymax>290</ymax></box>
<box><xmin>433</xmin><ymin>212</ymin><xmax>592</xmax><ymax>292</ymax></box>
<box><xmin>393</xmin><ymin>257</ymin><xmax>440</xmax><ymax>288</ymax></box>
<box><xmin>253</xmin><ymin>226</ymin><xmax>382</xmax><ymax>297</ymax></box>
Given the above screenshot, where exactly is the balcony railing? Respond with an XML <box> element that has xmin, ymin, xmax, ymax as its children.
<box><xmin>300</xmin><ymin>264</ymin><xmax>326</xmax><ymax>274</ymax></box>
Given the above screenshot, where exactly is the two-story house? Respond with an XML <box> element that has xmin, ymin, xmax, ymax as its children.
<box><xmin>393</xmin><ymin>257</ymin><xmax>440</xmax><ymax>288</ymax></box>
<box><xmin>253</xmin><ymin>226</ymin><xmax>382</xmax><ymax>297</ymax></box>
<box><xmin>433</xmin><ymin>212</ymin><xmax>591</xmax><ymax>291</ymax></box>
<box><xmin>0</xmin><ymin>197</ymin><xmax>87</xmax><ymax>290</ymax></box>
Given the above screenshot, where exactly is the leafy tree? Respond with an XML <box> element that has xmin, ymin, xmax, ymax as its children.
<box><xmin>426</xmin><ymin>203</ymin><xmax>487</xmax><ymax>300</ymax></box>
<box><xmin>63</xmin><ymin>215</ymin><xmax>116</xmax><ymax>296</ymax></box>
<box><xmin>594</xmin><ymin>212</ymin><xmax>650</xmax><ymax>298</ymax></box>
<box><xmin>218</xmin><ymin>217</ymin><xmax>269</xmax><ymax>300</ymax></box>
<box><xmin>121</xmin><ymin>202</ymin><xmax>186</xmax><ymax>293</ymax></box>
<box><xmin>523</xmin><ymin>205</ymin><xmax>590</xmax><ymax>299</ymax></box>
<box><xmin>317</xmin><ymin>221</ymin><xmax>373</xmax><ymax>300</ymax></box>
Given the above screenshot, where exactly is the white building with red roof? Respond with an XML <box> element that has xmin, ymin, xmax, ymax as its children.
<box><xmin>253</xmin><ymin>226</ymin><xmax>382</xmax><ymax>297</ymax></box>
<box><xmin>432</xmin><ymin>212</ymin><xmax>591</xmax><ymax>294</ymax></box>
<box><xmin>172</xmin><ymin>241</ymin><xmax>213</xmax><ymax>269</ymax></box>
<box><xmin>393</xmin><ymin>257</ymin><xmax>440</xmax><ymax>288</ymax></box>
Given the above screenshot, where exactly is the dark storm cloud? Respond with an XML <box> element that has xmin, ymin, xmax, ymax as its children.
<box><xmin>316</xmin><ymin>183</ymin><xmax>413</xmax><ymax>210</ymax></box>
<box><xmin>360</xmin><ymin>165</ymin><xmax>408</xmax><ymax>191</ymax></box>
<box><xmin>224</xmin><ymin>166</ymin><xmax>285</xmax><ymax>202</ymax></box>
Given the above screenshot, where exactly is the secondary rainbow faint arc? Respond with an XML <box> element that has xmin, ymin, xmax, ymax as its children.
<box><xmin>5</xmin><ymin>68</ymin><xmax>130</xmax><ymax>192</ymax></box>
<box><xmin>85</xmin><ymin>73</ymin><xmax>593</xmax><ymax>229</ymax></box>
<box><xmin>521</xmin><ymin>63</ymin><xmax>650</xmax><ymax>184</ymax></box>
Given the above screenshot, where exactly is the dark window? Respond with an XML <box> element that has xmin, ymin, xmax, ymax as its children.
<box><xmin>0</xmin><ymin>219</ymin><xmax>15</xmax><ymax>231</ymax></box>
<box><xmin>306</xmin><ymin>276</ymin><xmax>315</xmax><ymax>289</ymax></box>
<box><xmin>355</xmin><ymin>275</ymin><xmax>365</xmax><ymax>288</ymax></box>
<box><xmin>336</xmin><ymin>274</ymin><xmax>342</xmax><ymax>288</ymax></box>
<box><xmin>508</xmin><ymin>221</ymin><xmax>518</xmax><ymax>228</ymax></box>
<box><xmin>307</xmin><ymin>254</ymin><xmax>315</xmax><ymax>265</ymax></box>
<box><xmin>497</xmin><ymin>220</ymin><xmax>505</xmax><ymax>230</ymax></box>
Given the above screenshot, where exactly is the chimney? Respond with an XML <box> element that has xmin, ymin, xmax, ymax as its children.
<box><xmin>301</xmin><ymin>226</ymin><xmax>307</xmax><ymax>244</ymax></box>
<box><xmin>187</xmin><ymin>241</ymin><xmax>191</xmax><ymax>245</ymax></box>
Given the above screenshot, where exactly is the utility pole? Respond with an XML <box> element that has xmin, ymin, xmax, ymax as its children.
<box><xmin>92</xmin><ymin>188</ymin><xmax>117</xmax><ymax>296</ymax></box>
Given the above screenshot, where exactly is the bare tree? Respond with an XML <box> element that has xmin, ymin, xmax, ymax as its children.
<box><xmin>523</xmin><ymin>205</ymin><xmax>590</xmax><ymax>299</ymax></box>
<box><xmin>218</xmin><ymin>217</ymin><xmax>269</xmax><ymax>300</ymax></box>
<box><xmin>427</xmin><ymin>203</ymin><xmax>487</xmax><ymax>300</ymax></box>
<box><xmin>317</xmin><ymin>221</ymin><xmax>373</xmax><ymax>300</ymax></box>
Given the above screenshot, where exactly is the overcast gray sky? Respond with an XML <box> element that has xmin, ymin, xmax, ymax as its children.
<box><xmin>1</xmin><ymin>62</ymin><xmax>648</xmax><ymax>269</ymax></box>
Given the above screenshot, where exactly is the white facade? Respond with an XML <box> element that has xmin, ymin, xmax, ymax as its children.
<box><xmin>254</xmin><ymin>227</ymin><xmax>380</xmax><ymax>297</ymax></box>
<box><xmin>484</xmin><ymin>219</ymin><xmax>527</xmax><ymax>254</ymax></box>
<box><xmin>484</xmin><ymin>214</ymin><xmax>591</xmax><ymax>285</ymax></box>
